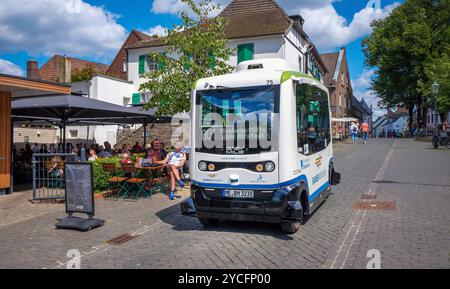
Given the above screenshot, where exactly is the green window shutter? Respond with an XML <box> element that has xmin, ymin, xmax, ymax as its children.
<box><xmin>138</xmin><ymin>55</ymin><xmax>146</xmax><ymax>74</ymax></box>
<box><xmin>132</xmin><ymin>93</ymin><xmax>141</xmax><ymax>105</ymax></box>
<box><xmin>237</xmin><ymin>43</ymin><xmax>254</xmax><ymax>64</ymax></box>
<box><xmin>158</xmin><ymin>53</ymin><xmax>166</xmax><ymax>70</ymax></box>
<box><xmin>208</xmin><ymin>51</ymin><xmax>216</xmax><ymax>68</ymax></box>
<box><xmin>184</xmin><ymin>53</ymin><xmax>192</xmax><ymax>70</ymax></box>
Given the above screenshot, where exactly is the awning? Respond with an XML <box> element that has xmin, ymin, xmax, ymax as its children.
<box><xmin>11</xmin><ymin>94</ymin><xmax>158</xmax><ymax>147</ymax></box>
<box><xmin>11</xmin><ymin>94</ymin><xmax>156</xmax><ymax>125</ymax></box>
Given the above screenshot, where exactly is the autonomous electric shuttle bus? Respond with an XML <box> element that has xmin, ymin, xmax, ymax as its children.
<box><xmin>189</xmin><ymin>58</ymin><xmax>340</xmax><ymax>233</ymax></box>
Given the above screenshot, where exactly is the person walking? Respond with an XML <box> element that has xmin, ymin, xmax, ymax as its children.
<box><xmin>350</xmin><ymin>122</ymin><xmax>359</xmax><ymax>144</ymax></box>
<box><xmin>360</xmin><ymin>121</ymin><xmax>369</xmax><ymax>144</ymax></box>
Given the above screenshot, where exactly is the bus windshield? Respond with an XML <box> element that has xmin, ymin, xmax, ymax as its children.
<box><xmin>195</xmin><ymin>85</ymin><xmax>279</xmax><ymax>155</ymax></box>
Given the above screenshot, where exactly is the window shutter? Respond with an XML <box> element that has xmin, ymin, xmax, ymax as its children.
<box><xmin>208</xmin><ymin>51</ymin><xmax>216</xmax><ymax>68</ymax></box>
<box><xmin>132</xmin><ymin>93</ymin><xmax>141</xmax><ymax>105</ymax></box>
<box><xmin>237</xmin><ymin>43</ymin><xmax>254</xmax><ymax>64</ymax></box>
<box><xmin>158</xmin><ymin>53</ymin><xmax>166</xmax><ymax>70</ymax></box>
<box><xmin>138</xmin><ymin>55</ymin><xmax>146</xmax><ymax>74</ymax></box>
<box><xmin>184</xmin><ymin>53</ymin><xmax>192</xmax><ymax>70</ymax></box>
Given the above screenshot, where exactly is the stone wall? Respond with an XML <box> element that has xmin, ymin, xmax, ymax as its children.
<box><xmin>115</xmin><ymin>122</ymin><xmax>176</xmax><ymax>149</ymax></box>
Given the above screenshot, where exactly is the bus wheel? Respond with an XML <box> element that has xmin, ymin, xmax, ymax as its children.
<box><xmin>198</xmin><ymin>217</ymin><xmax>219</xmax><ymax>227</ymax></box>
<box><xmin>280</xmin><ymin>221</ymin><xmax>300</xmax><ymax>234</ymax></box>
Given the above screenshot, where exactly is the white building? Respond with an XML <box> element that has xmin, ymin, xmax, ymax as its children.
<box><xmin>68</xmin><ymin>75</ymin><xmax>134</xmax><ymax>146</ymax></box>
<box><xmin>125</xmin><ymin>0</ymin><xmax>328</xmax><ymax>106</ymax></box>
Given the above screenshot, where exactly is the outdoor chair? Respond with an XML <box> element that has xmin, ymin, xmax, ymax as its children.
<box><xmin>102</xmin><ymin>163</ymin><xmax>128</xmax><ymax>199</ymax></box>
<box><xmin>147</xmin><ymin>165</ymin><xmax>168</xmax><ymax>195</ymax></box>
<box><xmin>121</xmin><ymin>163</ymin><xmax>148</xmax><ymax>200</ymax></box>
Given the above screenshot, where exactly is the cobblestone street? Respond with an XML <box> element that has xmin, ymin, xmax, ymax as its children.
<box><xmin>0</xmin><ymin>138</ymin><xmax>449</xmax><ymax>269</ymax></box>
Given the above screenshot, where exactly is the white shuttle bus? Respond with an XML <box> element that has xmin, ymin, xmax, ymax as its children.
<box><xmin>189</xmin><ymin>58</ymin><xmax>340</xmax><ymax>233</ymax></box>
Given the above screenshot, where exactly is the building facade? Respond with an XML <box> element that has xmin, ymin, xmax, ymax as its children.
<box><xmin>125</xmin><ymin>0</ymin><xmax>328</xmax><ymax>106</ymax></box>
<box><xmin>106</xmin><ymin>30</ymin><xmax>153</xmax><ymax>81</ymax></box>
<box><xmin>321</xmin><ymin>48</ymin><xmax>352</xmax><ymax>119</ymax></box>
<box><xmin>69</xmin><ymin>75</ymin><xmax>135</xmax><ymax>146</ymax></box>
<box><xmin>27</xmin><ymin>55</ymin><xmax>109</xmax><ymax>83</ymax></box>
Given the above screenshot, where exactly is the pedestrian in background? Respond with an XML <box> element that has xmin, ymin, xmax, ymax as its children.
<box><xmin>360</xmin><ymin>121</ymin><xmax>369</xmax><ymax>144</ymax></box>
<box><xmin>350</xmin><ymin>122</ymin><xmax>359</xmax><ymax>144</ymax></box>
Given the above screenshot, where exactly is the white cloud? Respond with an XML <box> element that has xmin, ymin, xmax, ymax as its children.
<box><xmin>151</xmin><ymin>0</ymin><xmax>229</xmax><ymax>17</ymax></box>
<box><xmin>0</xmin><ymin>0</ymin><xmax>127</xmax><ymax>60</ymax></box>
<box><xmin>0</xmin><ymin>59</ymin><xmax>24</xmax><ymax>76</ymax></box>
<box><xmin>352</xmin><ymin>69</ymin><xmax>385</xmax><ymax>118</ymax></box>
<box><xmin>299</xmin><ymin>3</ymin><xmax>400</xmax><ymax>50</ymax></box>
<box><xmin>150</xmin><ymin>0</ymin><xmax>399</xmax><ymax>50</ymax></box>
<box><xmin>144</xmin><ymin>25</ymin><xmax>168</xmax><ymax>37</ymax></box>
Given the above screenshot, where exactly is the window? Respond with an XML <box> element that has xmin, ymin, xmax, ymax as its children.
<box><xmin>295</xmin><ymin>83</ymin><xmax>330</xmax><ymax>155</ymax></box>
<box><xmin>299</xmin><ymin>56</ymin><xmax>303</xmax><ymax>72</ymax></box>
<box><xmin>69</xmin><ymin>130</ymin><xmax>78</xmax><ymax>138</ymax></box>
<box><xmin>123</xmin><ymin>97</ymin><xmax>130</xmax><ymax>107</ymax></box>
<box><xmin>196</xmin><ymin>85</ymin><xmax>279</xmax><ymax>155</ymax></box>
<box><xmin>146</xmin><ymin>56</ymin><xmax>159</xmax><ymax>72</ymax></box>
<box><xmin>122</xmin><ymin>57</ymin><xmax>127</xmax><ymax>72</ymax></box>
<box><xmin>24</xmin><ymin>136</ymin><xmax>29</xmax><ymax>143</ymax></box>
<box><xmin>237</xmin><ymin>43</ymin><xmax>254</xmax><ymax>64</ymax></box>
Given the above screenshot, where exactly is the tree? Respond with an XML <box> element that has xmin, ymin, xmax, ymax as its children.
<box><xmin>71</xmin><ymin>65</ymin><xmax>96</xmax><ymax>82</ymax></box>
<box><xmin>140</xmin><ymin>0</ymin><xmax>235</xmax><ymax>116</ymax></box>
<box><xmin>362</xmin><ymin>0</ymin><xmax>450</xmax><ymax>127</ymax></box>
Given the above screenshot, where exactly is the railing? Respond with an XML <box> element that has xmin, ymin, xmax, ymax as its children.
<box><xmin>32</xmin><ymin>153</ymin><xmax>76</xmax><ymax>200</ymax></box>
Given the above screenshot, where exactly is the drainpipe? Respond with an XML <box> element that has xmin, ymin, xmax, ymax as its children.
<box><xmin>86</xmin><ymin>80</ymin><xmax>92</xmax><ymax>145</ymax></box>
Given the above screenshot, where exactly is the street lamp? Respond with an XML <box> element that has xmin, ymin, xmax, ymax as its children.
<box><xmin>432</xmin><ymin>81</ymin><xmax>440</xmax><ymax>128</ymax></box>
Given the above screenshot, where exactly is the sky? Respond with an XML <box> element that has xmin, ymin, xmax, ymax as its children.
<box><xmin>0</xmin><ymin>0</ymin><xmax>403</xmax><ymax>117</ymax></box>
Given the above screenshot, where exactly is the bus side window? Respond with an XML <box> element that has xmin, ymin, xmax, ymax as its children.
<box><xmin>295</xmin><ymin>83</ymin><xmax>308</xmax><ymax>154</ymax></box>
<box><xmin>295</xmin><ymin>82</ymin><xmax>330</xmax><ymax>155</ymax></box>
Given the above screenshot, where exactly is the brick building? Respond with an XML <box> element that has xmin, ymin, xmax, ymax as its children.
<box><xmin>106</xmin><ymin>30</ymin><xmax>154</xmax><ymax>80</ymax></box>
<box><xmin>321</xmin><ymin>48</ymin><xmax>352</xmax><ymax>119</ymax></box>
<box><xmin>27</xmin><ymin>55</ymin><xmax>109</xmax><ymax>83</ymax></box>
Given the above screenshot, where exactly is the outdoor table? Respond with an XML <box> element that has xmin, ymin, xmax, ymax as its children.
<box><xmin>136</xmin><ymin>164</ymin><xmax>168</xmax><ymax>193</ymax></box>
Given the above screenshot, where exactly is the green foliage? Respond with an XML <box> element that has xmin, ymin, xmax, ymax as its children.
<box><xmin>90</xmin><ymin>157</ymin><xmax>122</xmax><ymax>194</ymax></box>
<box><xmin>140</xmin><ymin>0</ymin><xmax>235</xmax><ymax>116</ymax></box>
<box><xmin>71</xmin><ymin>65</ymin><xmax>96</xmax><ymax>82</ymax></box>
<box><xmin>362</xmin><ymin>0</ymin><xmax>450</xmax><ymax>118</ymax></box>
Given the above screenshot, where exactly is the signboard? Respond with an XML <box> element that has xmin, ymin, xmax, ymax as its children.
<box><xmin>64</xmin><ymin>163</ymin><xmax>94</xmax><ymax>215</ymax></box>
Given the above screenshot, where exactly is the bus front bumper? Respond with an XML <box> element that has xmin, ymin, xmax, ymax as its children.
<box><xmin>190</xmin><ymin>184</ymin><xmax>303</xmax><ymax>224</ymax></box>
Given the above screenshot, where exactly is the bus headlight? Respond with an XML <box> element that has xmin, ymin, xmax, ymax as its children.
<box><xmin>265</xmin><ymin>161</ymin><xmax>275</xmax><ymax>172</ymax></box>
<box><xmin>256</xmin><ymin>164</ymin><xmax>264</xmax><ymax>172</ymax></box>
<box><xmin>198</xmin><ymin>161</ymin><xmax>207</xmax><ymax>171</ymax></box>
<box><xmin>208</xmin><ymin>163</ymin><xmax>215</xmax><ymax>171</ymax></box>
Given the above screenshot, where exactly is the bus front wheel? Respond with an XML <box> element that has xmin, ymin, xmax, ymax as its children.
<box><xmin>198</xmin><ymin>217</ymin><xmax>219</xmax><ymax>227</ymax></box>
<box><xmin>280</xmin><ymin>221</ymin><xmax>300</xmax><ymax>234</ymax></box>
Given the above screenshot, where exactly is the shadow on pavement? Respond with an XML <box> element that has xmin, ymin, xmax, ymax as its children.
<box><xmin>155</xmin><ymin>202</ymin><xmax>294</xmax><ymax>240</ymax></box>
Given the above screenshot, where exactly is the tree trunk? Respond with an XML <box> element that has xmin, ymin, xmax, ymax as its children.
<box><xmin>408</xmin><ymin>106</ymin><xmax>414</xmax><ymax>130</ymax></box>
<box><xmin>417</xmin><ymin>96</ymin><xmax>423</xmax><ymax>128</ymax></box>
<box><xmin>439</xmin><ymin>112</ymin><xmax>446</xmax><ymax>123</ymax></box>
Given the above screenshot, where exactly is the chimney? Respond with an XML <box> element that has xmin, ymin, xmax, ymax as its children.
<box><xmin>27</xmin><ymin>60</ymin><xmax>41</xmax><ymax>80</ymax></box>
<box><xmin>64</xmin><ymin>56</ymin><xmax>72</xmax><ymax>83</ymax></box>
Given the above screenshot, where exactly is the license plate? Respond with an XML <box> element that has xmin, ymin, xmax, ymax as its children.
<box><xmin>222</xmin><ymin>189</ymin><xmax>254</xmax><ymax>199</ymax></box>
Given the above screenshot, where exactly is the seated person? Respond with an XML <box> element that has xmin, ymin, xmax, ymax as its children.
<box><xmin>97</xmin><ymin>145</ymin><xmax>112</xmax><ymax>158</ymax></box>
<box><xmin>88</xmin><ymin>149</ymin><xmax>98</xmax><ymax>161</ymax></box>
<box><xmin>156</xmin><ymin>142</ymin><xmax>186</xmax><ymax>200</ymax></box>
<box><xmin>150</xmin><ymin>139</ymin><xmax>165</xmax><ymax>161</ymax></box>
<box><xmin>132</xmin><ymin>141</ymin><xmax>143</xmax><ymax>153</ymax></box>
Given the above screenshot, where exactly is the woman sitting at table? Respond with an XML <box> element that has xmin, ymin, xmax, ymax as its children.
<box><xmin>156</xmin><ymin>142</ymin><xmax>186</xmax><ymax>200</ymax></box>
<box><xmin>88</xmin><ymin>149</ymin><xmax>98</xmax><ymax>161</ymax></box>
